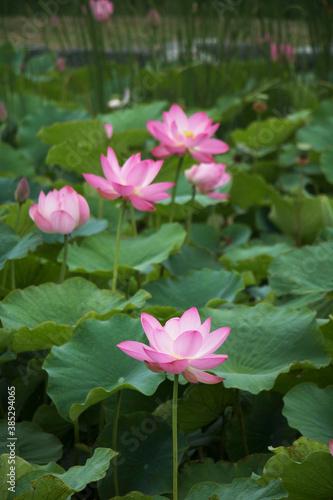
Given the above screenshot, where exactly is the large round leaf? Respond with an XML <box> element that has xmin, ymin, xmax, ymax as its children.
<box><xmin>261</xmin><ymin>437</ymin><xmax>333</xmax><ymax>500</ymax></box>
<box><xmin>162</xmin><ymin>244</ymin><xmax>221</xmax><ymax>275</ymax></box>
<box><xmin>98</xmin><ymin>101</ymin><xmax>168</xmax><ymax>132</ymax></box>
<box><xmin>178</xmin><ymin>383</ymin><xmax>232</xmax><ymax>434</ymax></box>
<box><xmin>283</xmin><ymin>383</ymin><xmax>333</xmax><ymax>444</ymax></box>
<box><xmin>0</xmin><ymin>278</ymin><xmax>149</xmax><ymax>353</ymax></box>
<box><xmin>186</xmin><ymin>478</ymin><xmax>287</xmax><ymax>500</ymax></box>
<box><xmin>0</xmin><ymin>143</ymin><xmax>35</xmax><ymax>178</ymax></box>
<box><xmin>96</xmin><ymin>412</ymin><xmax>188</xmax><ymax>498</ymax></box>
<box><xmin>226</xmin><ymin>391</ymin><xmax>297</xmax><ymax>461</ymax></box>
<box><xmin>18</xmin><ymin>106</ymin><xmax>89</xmax><ymax>167</ymax></box>
<box><xmin>232</xmin><ymin>116</ymin><xmax>305</xmax><ymax>149</ymax></box>
<box><xmin>60</xmin><ymin>223</ymin><xmax>186</xmax><ymax>276</ymax></box>
<box><xmin>0</xmin><ymin>222</ymin><xmax>42</xmax><ymax>271</ymax></box>
<box><xmin>178</xmin><ymin>454</ymin><xmax>271</xmax><ymax>500</ymax></box>
<box><xmin>0</xmin><ymin>421</ymin><xmax>62</xmax><ymax>464</ymax></box>
<box><xmin>269</xmin><ymin>194</ymin><xmax>333</xmax><ymax>245</ymax></box>
<box><xmin>221</xmin><ymin>240</ymin><xmax>292</xmax><ymax>283</ymax></box>
<box><xmin>268</xmin><ymin>240</ymin><xmax>333</xmax><ymax>304</ymax></box>
<box><xmin>43</xmin><ymin>315</ymin><xmax>165</xmax><ymax>421</ymax></box>
<box><xmin>199</xmin><ymin>304</ymin><xmax>330</xmax><ymax>394</ymax></box>
<box><xmin>1</xmin><ymin>448</ymin><xmax>115</xmax><ymax>500</ymax></box>
<box><xmin>144</xmin><ymin>269</ymin><xmax>244</xmax><ymax>309</ymax></box>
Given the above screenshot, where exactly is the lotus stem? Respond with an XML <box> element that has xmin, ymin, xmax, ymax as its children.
<box><xmin>11</xmin><ymin>204</ymin><xmax>23</xmax><ymax>291</ymax></box>
<box><xmin>99</xmin><ymin>399</ymin><xmax>105</xmax><ymax>435</ymax></box>
<box><xmin>112</xmin><ymin>391</ymin><xmax>122</xmax><ymax>496</ymax></box>
<box><xmin>169</xmin><ymin>156</ymin><xmax>184</xmax><ymax>223</ymax></box>
<box><xmin>296</xmin><ymin>166</ymin><xmax>304</xmax><ymax>247</ymax></box>
<box><xmin>74</xmin><ymin>418</ymin><xmax>79</xmax><ymax>466</ymax></box>
<box><xmin>233</xmin><ymin>389</ymin><xmax>248</xmax><ymax>457</ymax></box>
<box><xmin>186</xmin><ymin>186</ymin><xmax>196</xmax><ymax>243</ymax></box>
<box><xmin>129</xmin><ymin>203</ymin><xmax>137</xmax><ymax>236</ymax></box>
<box><xmin>172</xmin><ymin>373</ymin><xmax>179</xmax><ymax>500</ymax></box>
<box><xmin>112</xmin><ymin>201</ymin><xmax>126</xmax><ymax>292</ymax></box>
<box><xmin>59</xmin><ymin>234</ymin><xmax>69</xmax><ymax>284</ymax></box>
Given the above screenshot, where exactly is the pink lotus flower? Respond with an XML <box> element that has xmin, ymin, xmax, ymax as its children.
<box><xmin>147</xmin><ymin>8</ymin><xmax>161</xmax><ymax>28</ymax></box>
<box><xmin>84</xmin><ymin>0</ymin><xmax>114</xmax><ymax>22</ymax></box>
<box><xmin>117</xmin><ymin>307</ymin><xmax>230</xmax><ymax>384</ymax></box>
<box><xmin>104</xmin><ymin>123</ymin><xmax>113</xmax><ymax>139</ymax></box>
<box><xmin>56</xmin><ymin>57</ymin><xmax>66</xmax><ymax>72</ymax></box>
<box><xmin>83</xmin><ymin>147</ymin><xmax>174</xmax><ymax>211</ymax></box>
<box><xmin>29</xmin><ymin>186</ymin><xmax>90</xmax><ymax>234</ymax></box>
<box><xmin>147</xmin><ymin>104</ymin><xmax>229</xmax><ymax>163</ymax></box>
<box><xmin>270</xmin><ymin>43</ymin><xmax>295</xmax><ymax>64</ymax></box>
<box><xmin>185</xmin><ymin>162</ymin><xmax>231</xmax><ymax>200</ymax></box>
<box><xmin>330</xmin><ymin>440</ymin><xmax>333</xmax><ymax>456</ymax></box>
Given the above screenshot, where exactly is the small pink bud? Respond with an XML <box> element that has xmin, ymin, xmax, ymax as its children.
<box><xmin>56</xmin><ymin>57</ymin><xmax>66</xmax><ymax>72</ymax></box>
<box><xmin>15</xmin><ymin>177</ymin><xmax>30</xmax><ymax>204</ymax></box>
<box><xmin>0</xmin><ymin>102</ymin><xmax>8</xmax><ymax>122</ymax></box>
<box><xmin>51</xmin><ymin>15</ymin><xmax>60</xmax><ymax>26</ymax></box>
<box><xmin>104</xmin><ymin>123</ymin><xmax>113</xmax><ymax>139</ymax></box>
<box><xmin>147</xmin><ymin>8</ymin><xmax>161</xmax><ymax>28</ymax></box>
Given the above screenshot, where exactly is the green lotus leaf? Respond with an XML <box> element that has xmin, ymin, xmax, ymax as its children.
<box><xmin>199</xmin><ymin>304</ymin><xmax>330</xmax><ymax>394</ymax></box>
<box><xmin>43</xmin><ymin>315</ymin><xmax>165</xmax><ymax>421</ymax></box>
<box><xmin>144</xmin><ymin>269</ymin><xmax>244</xmax><ymax>309</ymax></box>
<box><xmin>96</xmin><ymin>412</ymin><xmax>188</xmax><ymax>498</ymax></box>
<box><xmin>59</xmin><ymin>223</ymin><xmax>186</xmax><ymax>276</ymax></box>
<box><xmin>283</xmin><ymin>383</ymin><xmax>333</xmax><ymax>444</ymax></box>
<box><xmin>0</xmin><ymin>421</ymin><xmax>62</xmax><ymax>464</ymax></box>
<box><xmin>0</xmin><ymin>277</ymin><xmax>149</xmax><ymax>353</ymax></box>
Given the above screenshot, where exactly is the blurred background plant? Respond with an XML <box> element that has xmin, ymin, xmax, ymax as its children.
<box><xmin>0</xmin><ymin>0</ymin><xmax>332</xmax><ymax>117</ymax></box>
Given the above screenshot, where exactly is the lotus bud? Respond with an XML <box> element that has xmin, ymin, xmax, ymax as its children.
<box><xmin>15</xmin><ymin>177</ymin><xmax>30</xmax><ymax>204</ymax></box>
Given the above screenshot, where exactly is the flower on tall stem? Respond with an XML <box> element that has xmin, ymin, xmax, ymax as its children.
<box><xmin>83</xmin><ymin>147</ymin><xmax>174</xmax><ymax>211</ymax></box>
<box><xmin>83</xmin><ymin>148</ymin><xmax>173</xmax><ymax>291</ymax></box>
<box><xmin>330</xmin><ymin>439</ymin><xmax>333</xmax><ymax>456</ymax></box>
<box><xmin>147</xmin><ymin>104</ymin><xmax>229</xmax><ymax>163</ymax></box>
<box><xmin>118</xmin><ymin>307</ymin><xmax>230</xmax><ymax>500</ymax></box>
<box><xmin>185</xmin><ymin>162</ymin><xmax>231</xmax><ymax>200</ymax></box>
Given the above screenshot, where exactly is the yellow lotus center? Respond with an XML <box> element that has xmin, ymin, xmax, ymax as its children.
<box><xmin>183</xmin><ymin>130</ymin><xmax>195</xmax><ymax>139</ymax></box>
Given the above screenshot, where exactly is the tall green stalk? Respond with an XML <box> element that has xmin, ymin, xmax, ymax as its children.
<box><xmin>10</xmin><ymin>204</ymin><xmax>22</xmax><ymax>291</ymax></box>
<box><xmin>233</xmin><ymin>389</ymin><xmax>248</xmax><ymax>456</ymax></box>
<box><xmin>74</xmin><ymin>418</ymin><xmax>79</xmax><ymax>466</ymax></box>
<box><xmin>112</xmin><ymin>201</ymin><xmax>126</xmax><ymax>292</ymax></box>
<box><xmin>172</xmin><ymin>374</ymin><xmax>179</xmax><ymax>500</ymax></box>
<box><xmin>112</xmin><ymin>391</ymin><xmax>122</xmax><ymax>496</ymax></box>
<box><xmin>169</xmin><ymin>156</ymin><xmax>184</xmax><ymax>223</ymax></box>
<box><xmin>59</xmin><ymin>234</ymin><xmax>69</xmax><ymax>284</ymax></box>
<box><xmin>296</xmin><ymin>165</ymin><xmax>304</xmax><ymax>248</ymax></box>
<box><xmin>186</xmin><ymin>186</ymin><xmax>196</xmax><ymax>244</ymax></box>
<box><xmin>129</xmin><ymin>204</ymin><xmax>137</xmax><ymax>236</ymax></box>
